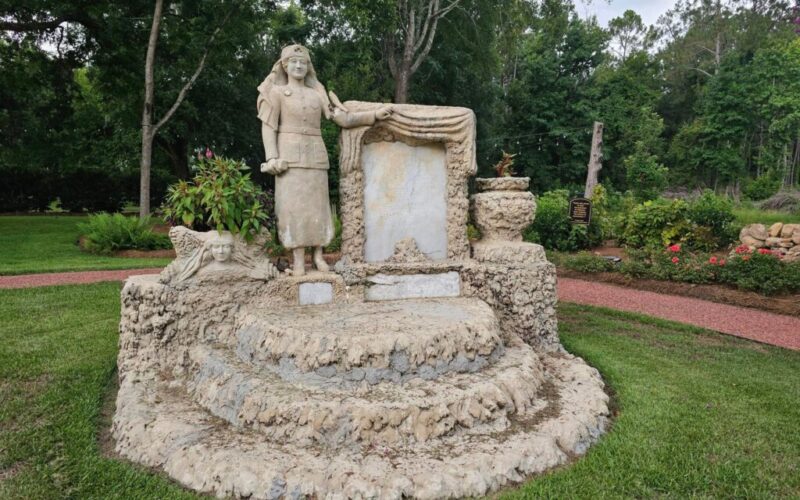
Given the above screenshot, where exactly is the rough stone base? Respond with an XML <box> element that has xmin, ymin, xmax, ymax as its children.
<box><xmin>113</xmin><ymin>351</ymin><xmax>608</xmax><ymax>499</ymax></box>
<box><xmin>114</xmin><ymin>259</ymin><xmax>596</xmax><ymax>499</ymax></box>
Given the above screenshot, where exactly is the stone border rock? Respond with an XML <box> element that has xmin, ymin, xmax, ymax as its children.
<box><xmin>739</xmin><ymin>222</ymin><xmax>800</xmax><ymax>261</ymax></box>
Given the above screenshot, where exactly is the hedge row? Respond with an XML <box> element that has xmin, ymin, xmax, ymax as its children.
<box><xmin>0</xmin><ymin>165</ymin><xmax>174</xmax><ymax>213</ymax></box>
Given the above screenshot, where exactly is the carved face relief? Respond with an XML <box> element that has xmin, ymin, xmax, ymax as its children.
<box><xmin>285</xmin><ymin>56</ymin><xmax>309</xmax><ymax>81</ymax></box>
<box><xmin>210</xmin><ymin>234</ymin><xmax>234</xmax><ymax>262</ymax></box>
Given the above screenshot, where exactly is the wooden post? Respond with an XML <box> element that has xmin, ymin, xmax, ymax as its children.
<box><xmin>584</xmin><ymin>121</ymin><xmax>604</xmax><ymax>199</ymax></box>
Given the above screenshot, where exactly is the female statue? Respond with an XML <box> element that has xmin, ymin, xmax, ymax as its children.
<box><xmin>257</xmin><ymin>44</ymin><xmax>392</xmax><ymax>276</ymax></box>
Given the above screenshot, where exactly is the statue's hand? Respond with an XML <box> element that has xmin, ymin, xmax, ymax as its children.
<box><xmin>375</xmin><ymin>105</ymin><xmax>393</xmax><ymax>121</ymax></box>
<box><xmin>261</xmin><ymin>158</ymin><xmax>289</xmax><ymax>175</ymax></box>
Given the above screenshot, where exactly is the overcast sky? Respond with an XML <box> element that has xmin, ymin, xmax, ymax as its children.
<box><xmin>576</xmin><ymin>0</ymin><xmax>678</xmax><ymax>28</ymax></box>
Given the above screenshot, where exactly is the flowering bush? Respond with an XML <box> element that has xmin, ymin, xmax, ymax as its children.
<box><xmin>162</xmin><ymin>156</ymin><xmax>274</xmax><ymax>241</ymax></box>
<box><xmin>716</xmin><ymin>250</ymin><xmax>800</xmax><ymax>295</ymax></box>
<box><xmin>619</xmin><ymin>244</ymin><xmax>800</xmax><ymax>296</ymax></box>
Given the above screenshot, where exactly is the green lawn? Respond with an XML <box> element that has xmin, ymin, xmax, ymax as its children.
<box><xmin>0</xmin><ymin>216</ymin><xmax>172</xmax><ymax>275</ymax></box>
<box><xmin>1</xmin><ymin>284</ymin><xmax>798</xmax><ymax>498</ymax></box>
<box><xmin>733</xmin><ymin>206</ymin><xmax>800</xmax><ymax>226</ymax></box>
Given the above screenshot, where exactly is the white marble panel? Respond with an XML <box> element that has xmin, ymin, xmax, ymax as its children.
<box><xmin>362</xmin><ymin>141</ymin><xmax>447</xmax><ymax>262</ymax></box>
<box><xmin>298</xmin><ymin>282</ymin><xmax>334</xmax><ymax>305</ymax></box>
<box><xmin>365</xmin><ymin>272</ymin><xmax>460</xmax><ymax>301</ymax></box>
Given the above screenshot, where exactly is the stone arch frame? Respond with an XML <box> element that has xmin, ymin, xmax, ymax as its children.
<box><xmin>338</xmin><ymin>102</ymin><xmax>477</xmax><ymax>263</ymax></box>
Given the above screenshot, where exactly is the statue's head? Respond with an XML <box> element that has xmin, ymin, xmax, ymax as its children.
<box><xmin>280</xmin><ymin>44</ymin><xmax>312</xmax><ymax>80</ymax></box>
<box><xmin>209</xmin><ymin>231</ymin><xmax>234</xmax><ymax>263</ymax></box>
<box><xmin>280</xmin><ymin>44</ymin><xmax>310</xmax><ymax>63</ymax></box>
<box><xmin>260</xmin><ymin>44</ymin><xmax>331</xmax><ymax>118</ymax></box>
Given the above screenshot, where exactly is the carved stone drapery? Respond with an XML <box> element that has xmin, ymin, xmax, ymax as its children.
<box><xmin>338</xmin><ymin>102</ymin><xmax>477</xmax><ymax>263</ymax></box>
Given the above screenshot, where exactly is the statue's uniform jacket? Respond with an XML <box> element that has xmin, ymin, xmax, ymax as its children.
<box><xmin>258</xmin><ymin>84</ymin><xmax>375</xmax><ymax>249</ymax></box>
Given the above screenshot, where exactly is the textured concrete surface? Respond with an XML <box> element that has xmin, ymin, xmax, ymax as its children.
<box><xmin>112</xmin><ymin>268</ymin><xmax>601</xmax><ymax>499</ymax></box>
<box><xmin>113</xmin><ymin>347</ymin><xmax>608</xmax><ymax>499</ymax></box>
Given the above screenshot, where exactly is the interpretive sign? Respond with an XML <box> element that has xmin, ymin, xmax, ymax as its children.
<box><xmin>569</xmin><ymin>197</ymin><xmax>592</xmax><ymax>224</ymax></box>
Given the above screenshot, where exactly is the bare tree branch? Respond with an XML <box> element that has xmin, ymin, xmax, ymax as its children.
<box><xmin>0</xmin><ymin>16</ymin><xmax>68</xmax><ymax>32</ymax></box>
<box><xmin>0</xmin><ymin>12</ymin><xmax>101</xmax><ymax>34</ymax></box>
<box><xmin>152</xmin><ymin>11</ymin><xmax>232</xmax><ymax>133</ymax></box>
<box><xmin>689</xmin><ymin>66</ymin><xmax>713</xmax><ymax>78</ymax></box>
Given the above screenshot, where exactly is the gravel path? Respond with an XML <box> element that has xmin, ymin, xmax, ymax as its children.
<box><xmin>0</xmin><ymin>268</ymin><xmax>164</xmax><ymax>289</ymax></box>
<box><xmin>1</xmin><ymin>269</ymin><xmax>796</xmax><ymax>351</ymax></box>
<box><xmin>559</xmin><ymin>277</ymin><xmax>800</xmax><ymax>351</ymax></box>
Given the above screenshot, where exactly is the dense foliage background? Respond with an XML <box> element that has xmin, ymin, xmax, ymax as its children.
<box><xmin>1</xmin><ymin>0</ymin><xmax>799</xmax><ymax>212</ymax></box>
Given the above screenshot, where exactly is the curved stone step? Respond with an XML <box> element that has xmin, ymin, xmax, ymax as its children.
<box><xmin>186</xmin><ymin>337</ymin><xmax>543</xmax><ymax>446</ymax></box>
<box><xmin>113</xmin><ymin>352</ymin><xmax>609</xmax><ymax>500</ymax></box>
<box><xmin>234</xmin><ymin>298</ymin><xmax>504</xmax><ymax>381</ymax></box>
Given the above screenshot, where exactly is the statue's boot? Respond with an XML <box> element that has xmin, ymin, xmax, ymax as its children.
<box><xmin>313</xmin><ymin>246</ymin><xmax>329</xmax><ymax>272</ymax></box>
<box><xmin>292</xmin><ymin>248</ymin><xmax>306</xmax><ymax>276</ymax></box>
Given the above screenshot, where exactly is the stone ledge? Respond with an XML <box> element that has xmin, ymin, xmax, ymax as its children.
<box><xmin>112</xmin><ymin>351</ymin><xmax>608</xmax><ymax>499</ymax></box>
<box><xmin>187</xmin><ymin>337</ymin><xmax>543</xmax><ymax>445</ymax></box>
<box><xmin>235</xmin><ymin>297</ymin><xmax>502</xmax><ymax>373</ymax></box>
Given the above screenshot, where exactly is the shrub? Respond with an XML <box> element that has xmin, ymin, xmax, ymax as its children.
<box><xmin>162</xmin><ymin>157</ymin><xmax>274</xmax><ymax>241</ymax></box>
<box><xmin>743</xmin><ymin>174</ymin><xmax>781</xmax><ymax>201</ymax></box>
<box><xmin>620</xmin><ymin>193</ymin><xmax>737</xmax><ymax>252</ymax></box>
<box><xmin>686</xmin><ymin>190</ymin><xmax>737</xmax><ymax>251</ymax></box>
<box><xmin>78</xmin><ymin>213</ymin><xmax>171</xmax><ymax>254</ymax></box>
<box><xmin>0</xmin><ymin>164</ymin><xmax>55</xmax><ymax>212</ymax></box>
<box><xmin>620</xmin><ymin>198</ymin><xmax>689</xmax><ymax>249</ymax></box>
<box><xmin>562</xmin><ymin>252</ymin><xmax>617</xmax><ymax>273</ymax></box>
<box><xmin>716</xmin><ymin>249</ymin><xmax>800</xmax><ymax>296</ymax></box>
<box><xmin>617</xmin><ymin>244</ymin><xmax>800</xmax><ymax>296</ymax></box>
<box><xmin>525</xmin><ymin>190</ymin><xmax>603</xmax><ymax>251</ymax></box>
<box><xmin>758</xmin><ymin>190</ymin><xmax>800</xmax><ymax>213</ymax></box>
<box><xmin>624</xmin><ymin>144</ymin><xmax>668</xmax><ymax>202</ymax></box>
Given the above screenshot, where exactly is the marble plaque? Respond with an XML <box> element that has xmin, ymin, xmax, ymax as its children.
<box><xmin>364</xmin><ymin>272</ymin><xmax>460</xmax><ymax>301</ymax></box>
<box><xmin>362</xmin><ymin>141</ymin><xmax>448</xmax><ymax>262</ymax></box>
<box><xmin>298</xmin><ymin>282</ymin><xmax>334</xmax><ymax>305</ymax></box>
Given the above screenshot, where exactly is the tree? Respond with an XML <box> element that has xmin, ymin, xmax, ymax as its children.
<box><xmin>138</xmin><ymin>0</ymin><xmax>232</xmax><ymax>218</ymax></box>
<box><xmin>500</xmin><ymin>0</ymin><xmax>608</xmax><ymax>191</ymax></box>
<box><xmin>384</xmin><ymin>0</ymin><xmax>462</xmax><ymax>103</ymax></box>
<box><xmin>608</xmin><ymin>10</ymin><xmax>653</xmax><ymax>61</ymax></box>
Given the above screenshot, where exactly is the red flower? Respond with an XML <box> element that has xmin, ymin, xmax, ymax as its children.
<box><xmin>668</xmin><ymin>244</ymin><xmax>681</xmax><ymax>253</ymax></box>
<box><xmin>758</xmin><ymin>248</ymin><xmax>772</xmax><ymax>255</ymax></box>
<box><xmin>205</xmin><ymin>147</ymin><xmax>213</xmax><ymax>159</ymax></box>
<box><xmin>708</xmin><ymin>256</ymin><xmax>718</xmax><ymax>264</ymax></box>
<box><xmin>734</xmin><ymin>245</ymin><xmax>751</xmax><ymax>254</ymax></box>
<box><xmin>671</xmin><ymin>256</ymin><xmax>679</xmax><ymax>264</ymax></box>
<box><xmin>742</xmin><ymin>255</ymin><xmax>751</xmax><ymax>261</ymax></box>
<box><xmin>719</xmin><ymin>259</ymin><xmax>726</xmax><ymax>266</ymax></box>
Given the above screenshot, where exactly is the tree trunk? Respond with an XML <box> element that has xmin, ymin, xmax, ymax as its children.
<box><xmin>584</xmin><ymin>121</ymin><xmax>604</xmax><ymax>198</ymax></box>
<box><xmin>139</xmin><ymin>0</ymin><xmax>163</xmax><ymax>219</ymax></box>
<box><xmin>386</xmin><ymin>0</ymin><xmax>461</xmax><ymax>104</ymax></box>
<box><xmin>394</xmin><ymin>68</ymin><xmax>410</xmax><ymax>104</ymax></box>
<box><xmin>138</xmin><ymin>0</ymin><xmax>225</xmax><ymax>218</ymax></box>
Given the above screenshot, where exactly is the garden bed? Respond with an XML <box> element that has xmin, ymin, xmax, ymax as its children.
<box><xmin>558</xmin><ymin>267</ymin><xmax>800</xmax><ymax>318</ymax></box>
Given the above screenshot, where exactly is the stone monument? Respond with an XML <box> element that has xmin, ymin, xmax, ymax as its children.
<box><xmin>112</xmin><ymin>48</ymin><xmax>609</xmax><ymax>499</ymax></box>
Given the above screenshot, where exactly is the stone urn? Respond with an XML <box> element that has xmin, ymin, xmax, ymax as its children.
<box><xmin>471</xmin><ymin>177</ymin><xmax>536</xmax><ymax>241</ymax></box>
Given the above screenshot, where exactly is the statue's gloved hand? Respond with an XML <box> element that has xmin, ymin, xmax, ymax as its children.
<box><xmin>375</xmin><ymin>105</ymin><xmax>394</xmax><ymax>121</ymax></box>
<box><xmin>260</xmin><ymin>158</ymin><xmax>289</xmax><ymax>175</ymax></box>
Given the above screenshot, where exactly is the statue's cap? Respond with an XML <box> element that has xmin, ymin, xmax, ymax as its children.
<box><xmin>280</xmin><ymin>44</ymin><xmax>310</xmax><ymax>61</ymax></box>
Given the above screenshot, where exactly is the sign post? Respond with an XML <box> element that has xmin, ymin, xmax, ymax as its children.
<box><xmin>569</xmin><ymin>198</ymin><xmax>592</xmax><ymax>225</ymax></box>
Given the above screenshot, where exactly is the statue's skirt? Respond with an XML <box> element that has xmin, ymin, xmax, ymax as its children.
<box><xmin>274</xmin><ymin>166</ymin><xmax>334</xmax><ymax>248</ymax></box>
